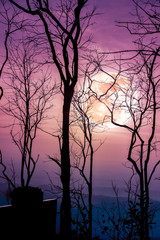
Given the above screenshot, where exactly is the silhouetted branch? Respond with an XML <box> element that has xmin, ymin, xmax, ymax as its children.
<box><xmin>0</xmin><ymin>150</ymin><xmax>16</xmax><ymax>189</ymax></box>
<box><xmin>48</xmin><ymin>156</ymin><xmax>61</xmax><ymax>168</ymax></box>
<box><xmin>0</xmin><ymin>0</ymin><xmax>27</xmax><ymax>99</ymax></box>
<box><xmin>1</xmin><ymin>41</ymin><xmax>57</xmax><ymax>187</ymax></box>
<box><xmin>148</xmin><ymin>160</ymin><xmax>160</xmax><ymax>185</ymax></box>
<box><xmin>116</xmin><ymin>0</ymin><xmax>160</xmax><ymax>36</ymax></box>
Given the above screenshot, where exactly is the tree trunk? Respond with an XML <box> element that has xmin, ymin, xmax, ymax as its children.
<box><xmin>144</xmin><ymin>177</ymin><xmax>150</xmax><ymax>240</ymax></box>
<box><xmin>88</xmin><ymin>147</ymin><xmax>93</xmax><ymax>240</ymax></box>
<box><xmin>139</xmin><ymin>173</ymin><xmax>145</xmax><ymax>240</ymax></box>
<box><xmin>60</xmin><ymin>85</ymin><xmax>74</xmax><ymax>240</ymax></box>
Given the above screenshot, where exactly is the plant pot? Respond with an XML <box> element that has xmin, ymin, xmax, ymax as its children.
<box><xmin>11</xmin><ymin>186</ymin><xmax>44</xmax><ymax>238</ymax></box>
<box><xmin>11</xmin><ymin>186</ymin><xmax>43</xmax><ymax>208</ymax></box>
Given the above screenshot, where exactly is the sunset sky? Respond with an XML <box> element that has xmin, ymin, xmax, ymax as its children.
<box><xmin>0</xmin><ymin>0</ymin><xmax>160</xmax><ymax>201</ymax></box>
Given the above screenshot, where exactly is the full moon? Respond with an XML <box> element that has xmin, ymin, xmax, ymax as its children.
<box><xmin>85</xmin><ymin>72</ymin><xmax>131</xmax><ymax>128</ymax></box>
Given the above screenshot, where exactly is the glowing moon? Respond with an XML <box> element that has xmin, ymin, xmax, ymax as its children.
<box><xmin>85</xmin><ymin>72</ymin><xmax>131</xmax><ymax>128</ymax></box>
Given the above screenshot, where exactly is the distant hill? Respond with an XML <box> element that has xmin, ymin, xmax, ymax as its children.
<box><xmin>0</xmin><ymin>183</ymin><xmax>160</xmax><ymax>239</ymax></box>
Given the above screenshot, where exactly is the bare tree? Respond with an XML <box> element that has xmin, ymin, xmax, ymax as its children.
<box><xmin>112</xmin><ymin>2</ymin><xmax>160</xmax><ymax>239</ymax></box>
<box><xmin>0</xmin><ymin>42</ymin><xmax>57</xmax><ymax>188</ymax></box>
<box><xmin>118</xmin><ymin>0</ymin><xmax>160</xmax><ymax>37</ymax></box>
<box><xmin>48</xmin><ymin>83</ymin><xmax>103</xmax><ymax>240</ymax></box>
<box><xmin>80</xmin><ymin>31</ymin><xmax>160</xmax><ymax>239</ymax></box>
<box><xmin>72</xmin><ymin>97</ymin><xmax>94</xmax><ymax>240</ymax></box>
<box><xmin>83</xmin><ymin>2</ymin><xmax>160</xmax><ymax>238</ymax></box>
<box><xmin>0</xmin><ymin>0</ymin><xmax>26</xmax><ymax>99</ymax></box>
<box><xmin>71</xmin><ymin>86</ymin><xmax>104</xmax><ymax>240</ymax></box>
<box><xmin>96</xmin><ymin>45</ymin><xmax>160</xmax><ymax>239</ymax></box>
<box><xmin>7</xmin><ymin>1</ymin><xmax>95</xmax><ymax>238</ymax></box>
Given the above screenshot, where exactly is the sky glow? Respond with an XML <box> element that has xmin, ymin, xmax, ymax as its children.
<box><xmin>85</xmin><ymin>72</ymin><xmax>132</xmax><ymax>128</ymax></box>
<box><xmin>0</xmin><ymin>0</ymin><xmax>160</xmax><ymax>203</ymax></box>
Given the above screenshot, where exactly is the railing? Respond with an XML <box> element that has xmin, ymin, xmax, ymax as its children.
<box><xmin>0</xmin><ymin>199</ymin><xmax>57</xmax><ymax>239</ymax></box>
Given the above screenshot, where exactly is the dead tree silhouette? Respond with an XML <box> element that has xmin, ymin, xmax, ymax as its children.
<box><xmin>8</xmin><ymin>1</ymin><xmax>95</xmax><ymax>238</ymax></box>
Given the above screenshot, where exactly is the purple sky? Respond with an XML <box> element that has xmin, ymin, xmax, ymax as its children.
<box><xmin>0</xmin><ymin>0</ymin><xmax>160</xmax><ymax>200</ymax></box>
<box><xmin>89</xmin><ymin>0</ymin><xmax>134</xmax><ymax>51</ymax></box>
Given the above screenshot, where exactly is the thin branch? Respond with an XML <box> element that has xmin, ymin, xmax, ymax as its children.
<box><xmin>0</xmin><ymin>150</ymin><xmax>16</xmax><ymax>189</ymax></box>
